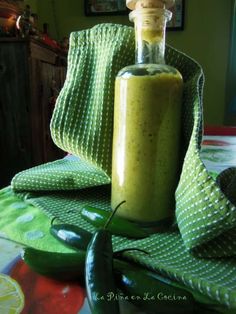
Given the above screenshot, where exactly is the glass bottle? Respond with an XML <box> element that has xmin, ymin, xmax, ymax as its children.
<box><xmin>111</xmin><ymin>0</ymin><xmax>183</xmax><ymax>225</ymax></box>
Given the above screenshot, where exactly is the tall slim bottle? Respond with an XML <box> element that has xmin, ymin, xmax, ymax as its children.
<box><xmin>111</xmin><ymin>0</ymin><xmax>183</xmax><ymax>224</ymax></box>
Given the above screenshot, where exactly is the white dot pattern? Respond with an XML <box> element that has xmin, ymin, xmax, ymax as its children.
<box><xmin>6</xmin><ymin>24</ymin><xmax>236</xmax><ymax>310</ymax></box>
<box><xmin>50</xmin><ymin>24</ymin><xmax>135</xmax><ymax>176</ymax></box>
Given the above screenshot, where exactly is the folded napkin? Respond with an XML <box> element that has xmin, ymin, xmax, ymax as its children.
<box><xmin>0</xmin><ymin>24</ymin><xmax>235</xmax><ymax>310</ymax></box>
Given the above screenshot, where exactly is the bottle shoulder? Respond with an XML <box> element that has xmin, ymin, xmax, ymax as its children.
<box><xmin>117</xmin><ymin>63</ymin><xmax>182</xmax><ymax>80</ymax></box>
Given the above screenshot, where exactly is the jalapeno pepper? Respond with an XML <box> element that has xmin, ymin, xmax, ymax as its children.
<box><xmin>22</xmin><ymin>247</ymin><xmax>86</xmax><ymax>280</ymax></box>
<box><xmin>50</xmin><ymin>224</ymin><xmax>92</xmax><ymax>251</ymax></box>
<box><xmin>114</xmin><ymin>259</ymin><xmax>194</xmax><ymax>314</ymax></box>
<box><xmin>85</xmin><ymin>229</ymin><xmax>120</xmax><ymax>314</ymax></box>
<box><xmin>85</xmin><ymin>202</ymin><xmax>122</xmax><ymax>314</ymax></box>
<box><xmin>50</xmin><ymin>223</ymin><xmax>147</xmax><ymax>258</ymax></box>
<box><xmin>81</xmin><ymin>205</ymin><xmax>149</xmax><ymax>239</ymax></box>
<box><xmin>21</xmin><ymin>248</ymin><xmax>224</xmax><ymax>313</ymax></box>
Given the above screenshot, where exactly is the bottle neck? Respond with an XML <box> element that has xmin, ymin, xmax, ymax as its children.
<box><xmin>135</xmin><ymin>26</ymin><xmax>166</xmax><ymax>64</ymax></box>
<box><xmin>130</xmin><ymin>8</ymin><xmax>171</xmax><ymax>65</ymax></box>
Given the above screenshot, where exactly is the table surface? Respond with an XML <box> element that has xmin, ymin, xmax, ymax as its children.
<box><xmin>0</xmin><ymin>133</ymin><xmax>235</xmax><ymax>314</ymax></box>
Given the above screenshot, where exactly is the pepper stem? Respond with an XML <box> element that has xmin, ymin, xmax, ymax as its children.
<box><xmin>50</xmin><ymin>216</ymin><xmax>64</xmax><ymax>225</ymax></box>
<box><xmin>104</xmin><ymin>200</ymin><xmax>126</xmax><ymax>230</ymax></box>
<box><xmin>114</xmin><ymin>248</ymin><xmax>149</xmax><ymax>256</ymax></box>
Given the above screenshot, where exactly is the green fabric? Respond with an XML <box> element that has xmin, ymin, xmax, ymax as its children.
<box><xmin>12</xmin><ymin>156</ymin><xmax>110</xmax><ymax>191</ymax></box>
<box><xmin>0</xmin><ymin>23</ymin><xmax>236</xmax><ymax>310</ymax></box>
<box><xmin>0</xmin><ymin>187</ymin><xmax>72</xmax><ymax>253</ymax></box>
<box><xmin>11</xmin><ymin>23</ymin><xmax>236</xmax><ymax>257</ymax></box>
<box><xmin>1</xmin><ymin>186</ymin><xmax>236</xmax><ymax>312</ymax></box>
<box><xmin>50</xmin><ymin>24</ymin><xmax>135</xmax><ymax>176</ymax></box>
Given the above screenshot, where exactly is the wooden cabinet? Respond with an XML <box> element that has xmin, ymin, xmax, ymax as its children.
<box><xmin>0</xmin><ymin>38</ymin><xmax>67</xmax><ymax>188</ymax></box>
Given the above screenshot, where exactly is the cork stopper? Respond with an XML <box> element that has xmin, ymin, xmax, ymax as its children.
<box><xmin>126</xmin><ymin>0</ymin><xmax>175</xmax><ymax>10</ymax></box>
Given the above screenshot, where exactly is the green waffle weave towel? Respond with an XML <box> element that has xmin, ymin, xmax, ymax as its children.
<box><xmin>11</xmin><ymin>23</ymin><xmax>236</xmax><ymax>257</ymax></box>
<box><xmin>1</xmin><ymin>23</ymin><xmax>235</xmax><ymax>311</ymax></box>
<box><xmin>51</xmin><ymin>24</ymin><xmax>135</xmax><ymax>176</ymax></box>
<box><xmin>0</xmin><ymin>186</ymin><xmax>236</xmax><ymax>311</ymax></box>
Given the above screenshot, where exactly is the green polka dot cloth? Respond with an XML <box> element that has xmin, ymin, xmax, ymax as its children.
<box><xmin>0</xmin><ymin>24</ymin><xmax>235</xmax><ymax>311</ymax></box>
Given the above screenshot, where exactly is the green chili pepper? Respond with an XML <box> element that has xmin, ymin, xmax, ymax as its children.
<box><xmin>115</xmin><ymin>260</ymin><xmax>226</xmax><ymax>314</ymax></box>
<box><xmin>21</xmin><ymin>247</ymin><xmax>86</xmax><ymax>280</ymax></box>
<box><xmin>21</xmin><ymin>248</ymin><xmax>226</xmax><ymax>313</ymax></box>
<box><xmin>84</xmin><ymin>203</ymin><xmax>123</xmax><ymax>314</ymax></box>
<box><xmin>114</xmin><ymin>259</ymin><xmax>194</xmax><ymax>314</ymax></box>
<box><xmin>50</xmin><ymin>223</ymin><xmax>148</xmax><ymax>258</ymax></box>
<box><xmin>50</xmin><ymin>224</ymin><xmax>92</xmax><ymax>251</ymax></box>
<box><xmin>81</xmin><ymin>205</ymin><xmax>149</xmax><ymax>239</ymax></box>
<box><xmin>85</xmin><ymin>229</ymin><xmax>120</xmax><ymax>314</ymax></box>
